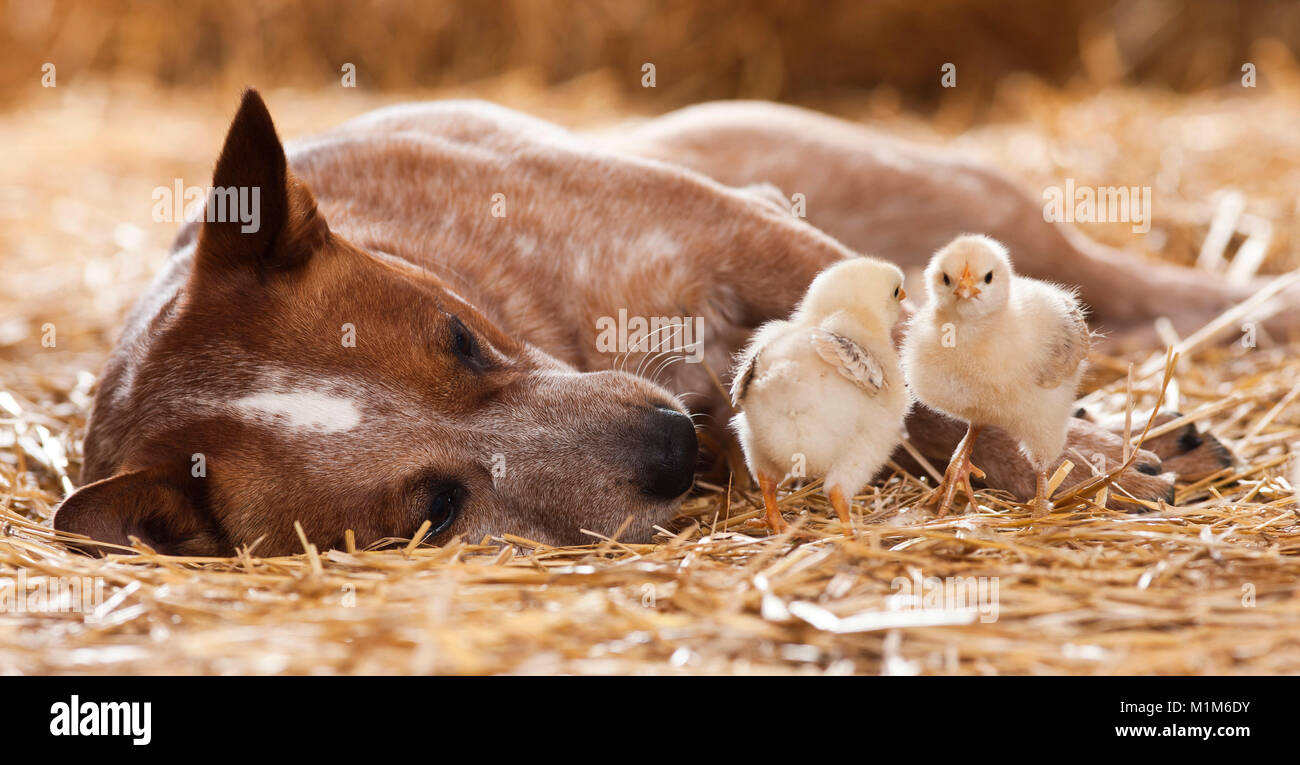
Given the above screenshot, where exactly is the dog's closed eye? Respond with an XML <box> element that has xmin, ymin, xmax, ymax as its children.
<box><xmin>447</xmin><ymin>315</ymin><xmax>487</xmax><ymax>370</ymax></box>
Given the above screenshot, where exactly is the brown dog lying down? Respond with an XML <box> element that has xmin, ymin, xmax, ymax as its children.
<box><xmin>54</xmin><ymin>91</ymin><xmax>1246</xmax><ymax>555</ymax></box>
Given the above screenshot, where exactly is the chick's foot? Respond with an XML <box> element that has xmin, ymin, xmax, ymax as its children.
<box><xmin>929</xmin><ymin>424</ymin><xmax>985</xmax><ymax>517</ymax></box>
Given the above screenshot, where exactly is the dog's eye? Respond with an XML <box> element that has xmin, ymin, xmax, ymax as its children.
<box><xmin>448</xmin><ymin>317</ymin><xmax>482</xmax><ymax>366</ymax></box>
<box><xmin>942</xmin><ymin>273</ymin><xmax>951</xmax><ymax>286</ymax></box>
<box><xmin>426</xmin><ymin>480</ymin><xmax>466</xmax><ymax>535</ymax></box>
<box><xmin>984</xmin><ymin>271</ymin><xmax>993</xmax><ymax>284</ymax></box>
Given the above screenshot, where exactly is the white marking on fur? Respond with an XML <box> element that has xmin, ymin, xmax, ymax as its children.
<box><xmin>637</xmin><ymin>227</ymin><xmax>681</xmax><ymax>259</ymax></box>
<box><xmin>233</xmin><ymin>389</ymin><xmax>362</xmax><ymax>433</ymax></box>
<box><xmin>515</xmin><ymin>234</ymin><xmax>537</xmax><ymax>256</ymax></box>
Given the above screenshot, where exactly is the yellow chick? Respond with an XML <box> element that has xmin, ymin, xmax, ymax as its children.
<box><xmin>902</xmin><ymin>234</ymin><xmax>1090</xmax><ymax>516</ymax></box>
<box><xmin>730</xmin><ymin>257</ymin><xmax>911</xmax><ymax>532</ymax></box>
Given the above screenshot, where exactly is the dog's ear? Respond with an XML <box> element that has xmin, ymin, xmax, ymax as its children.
<box><xmin>53</xmin><ymin>466</ymin><xmax>224</xmax><ymax>557</ymax></box>
<box><xmin>195</xmin><ymin>88</ymin><xmax>329</xmax><ymax>276</ymax></box>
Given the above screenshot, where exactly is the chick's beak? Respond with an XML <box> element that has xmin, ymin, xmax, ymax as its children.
<box><xmin>898</xmin><ymin>287</ymin><xmax>907</xmax><ymax>301</ymax></box>
<box><xmin>953</xmin><ymin>264</ymin><xmax>981</xmax><ymax>300</ymax></box>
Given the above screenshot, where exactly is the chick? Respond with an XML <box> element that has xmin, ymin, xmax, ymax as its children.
<box><xmin>730</xmin><ymin>257</ymin><xmax>911</xmax><ymax>532</ymax></box>
<box><xmin>902</xmin><ymin>234</ymin><xmax>1090</xmax><ymax>516</ymax></box>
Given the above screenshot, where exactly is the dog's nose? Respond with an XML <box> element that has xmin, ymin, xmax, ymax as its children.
<box><xmin>633</xmin><ymin>406</ymin><xmax>698</xmax><ymax>500</ymax></box>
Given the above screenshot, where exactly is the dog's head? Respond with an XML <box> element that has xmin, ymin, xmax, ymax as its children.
<box><xmin>54</xmin><ymin>91</ymin><xmax>697</xmax><ymax>556</ymax></box>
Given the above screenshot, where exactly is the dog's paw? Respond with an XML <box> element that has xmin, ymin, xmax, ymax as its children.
<box><xmin>1054</xmin><ymin>419</ymin><xmax>1174</xmax><ymax>510</ymax></box>
<box><xmin>905</xmin><ymin>405</ymin><xmax>1176</xmax><ymax>511</ymax></box>
<box><xmin>1073</xmin><ymin>407</ymin><xmax>1235</xmax><ymax>483</ymax></box>
<box><xmin>948</xmin><ymin>417</ymin><xmax>1173</xmax><ymax>510</ymax></box>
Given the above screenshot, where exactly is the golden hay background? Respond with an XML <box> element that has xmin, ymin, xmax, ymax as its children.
<box><xmin>2</xmin><ymin>1</ymin><xmax>1300</xmax><ymax>674</ymax></box>
<box><xmin>6</xmin><ymin>0</ymin><xmax>1300</xmax><ymax>103</ymax></box>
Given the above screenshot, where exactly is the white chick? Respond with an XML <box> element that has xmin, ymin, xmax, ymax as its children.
<box><xmin>730</xmin><ymin>257</ymin><xmax>911</xmax><ymax>533</ymax></box>
<box><xmin>902</xmin><ymin>234</ymin><xmax>1090</xmax><ymax>516</ymax></box>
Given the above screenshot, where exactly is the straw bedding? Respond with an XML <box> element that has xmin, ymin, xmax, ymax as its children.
<box><xmin>2</xmin><ymin>80</ymin><xmax>1298</xmax><ymax>675</ymax></box>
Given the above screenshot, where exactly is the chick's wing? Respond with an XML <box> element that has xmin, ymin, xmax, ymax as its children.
<box><xmin>810</xmin><ymin>327</ymin><xmax>885</xmax><ymax>393</ymax></box>
<box><xmin>1035</xmin><ymin>300</ymin><xmax>1091</xmax><ymax>388</ymax></box>
<box><xmin>729</xmin><ymin>348</ymin><xmax>758</xmax><ymax>408</ymax></box>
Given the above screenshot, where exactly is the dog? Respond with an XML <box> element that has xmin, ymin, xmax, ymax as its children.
<box><xmin>54</xmin><ymin>91</ymin><xmax>1245</xmax><ymax>555</ymax></box>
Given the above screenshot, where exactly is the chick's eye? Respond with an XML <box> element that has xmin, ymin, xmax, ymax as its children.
<box><xmin>893</xmin><ymin>286</ymin><xmax>899</xmax><ymax>298</ymax></box>
<box><xmin>426</xmin><ymin>481</ymin><xmax>466</xmax><ymax>534</ymax></box>
<box><xmin>984</xmin><ymin>271</ymin><xmax>993</xmax><ymax>284</ymax></box>
<box><xmin>942</xmin><ymin>273</ymin><xmax>951</xmax><ymax>286</ymax></box>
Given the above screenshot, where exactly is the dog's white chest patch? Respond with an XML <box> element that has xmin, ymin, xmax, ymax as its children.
<box><xmin>232</xmin><ymin>389</ymin><xmax>362</xmax><ymax>433</ymax></box>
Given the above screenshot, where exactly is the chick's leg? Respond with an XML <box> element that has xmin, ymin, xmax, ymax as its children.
<box><xmin>1033</xmin><ymin>469</ymin><xmax>1052</xmax><ymax>517</ymax></box>
<box><xmin>928</xmin><ymin>424</ymin><xmax>986</xmax><ymax>517</ymax></box>
<box><xmin>758</xmin><ymin>472</ymin><xmax>791</xmax><ymax>533</ymax></box>
<box><xmin>827</xmin><ymin>484</ymin><xmax>855</xmax><ymax>534</ymax></box>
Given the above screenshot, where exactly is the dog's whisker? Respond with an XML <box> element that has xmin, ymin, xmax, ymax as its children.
<box><xmin>642</xmin><ymin>343</ymin><xmax>686</xmax><ymax>379</ymax></box>
<box><xmin>648</xmin><ymin>353</ymin><xmax>690</xmax><ymax>386</ymax></box>
<box><xmin>637</xmin><ymin>346</ymin><xmax>680</xmax><ymax>379</ymax></box>
<box><xmin>686</xmin><ymin>410</ymin><xmax>714</xmax><ymax>425</ymax></box>
<box><xmin>633</xmin><ymin>324</ymin><xmax>686</xmax><ymax>377</ymax></box>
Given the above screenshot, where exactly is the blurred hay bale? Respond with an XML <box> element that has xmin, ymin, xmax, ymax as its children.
<box><xmin>4</xmin><ymin>0</ymin><xmax>1300</xmax><ymax>108</ymax></box>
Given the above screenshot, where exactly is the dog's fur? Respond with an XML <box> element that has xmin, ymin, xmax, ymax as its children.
<box><xmin>55</xmin><ymin>92</ymin><xmax>1243</xmax><ymax>555</ymax></box>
